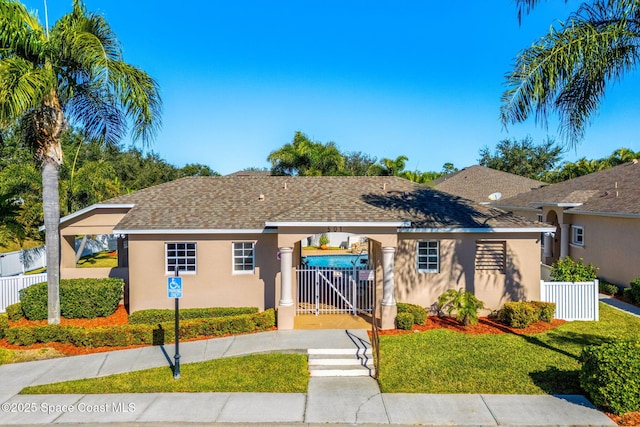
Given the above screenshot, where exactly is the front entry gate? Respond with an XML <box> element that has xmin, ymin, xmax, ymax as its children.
<box><xmin>296</xmin><ymin>266</ymin><xmax>374</xmax><ymax>315</ymax></box>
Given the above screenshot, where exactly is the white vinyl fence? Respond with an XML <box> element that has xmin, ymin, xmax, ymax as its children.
<box><xmin>0</xmin><ymin>273</ymin><xmax>47</xmax><ymax>312</ymax></box>
<box><xmin>0</xmin><ymin>247</ymin><xmax>47</xmax><ymax>277</ymax></box>
<box><xmin>540</xmin><ymin>279</ymin><xmax>599</xmax><ymax>321</ymax></box>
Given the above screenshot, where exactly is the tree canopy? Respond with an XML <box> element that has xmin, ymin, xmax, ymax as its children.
<box><xmin>478</xmin><ymin>137</ymin><xmax>564</xmax><ymax>181</ymax></box>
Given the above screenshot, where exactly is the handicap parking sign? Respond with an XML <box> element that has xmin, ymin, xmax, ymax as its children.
<box><xmin>167</xmin><ymin>277</ymin><xmax>183</xmax><ymax>298</ymax></box>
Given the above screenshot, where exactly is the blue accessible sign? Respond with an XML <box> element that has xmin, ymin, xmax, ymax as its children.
<box><xmin>167</xmin><ymin>276</ymin><xmax>183</xmax><ymax>298</ymax></box>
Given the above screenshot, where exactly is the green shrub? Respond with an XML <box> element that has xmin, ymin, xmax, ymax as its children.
<box><xmin>397</xmin><ymin>302</ymin><xmax>427</xmax><ymax>326</ymax></box>
<box><xmin>550</xmin><ymin>257</ymin><xmax>598</xmax><ymax>282</ymax></box>
<box><xmin>19</xmin><ymin>279</ymin><xmax>123</xmax><ymax>320</ymax></box>
<box><xmin>628</xmin><ymin>278</ymin><xmax>640</xmax><ymax>303</ymax></box>
<box><xmin>18</xmin><ymin>281</ymin><xmax>48</xmax><ymax>320</ymax></box>
<box><xmin>436</xmin><ymin>288</ymin><xmax>485</xmax><ymax>326</ymax></box>
<box><xmin>497</xmin><ymin>302</ymin><xmax>539</xmax><ymax>328</ymax></box>
<box><xmin>396</xmin><ymin>312</ymin><xmax>414</xmax><ymax>330</ymax></box>
<box><xmin>5</xmin><ymin>302</ymin><xmax>23</xmax><ymax>321</ymax></box>
<box><xmin>128</xmin><ymin>307</ymin><xmax>258</xmax><ymax>324</ymax></box>
<box><xmin>0</xmin><ymin>314</ymin><xmax>7</xmax><ymax>340</ymax></box>
<box><xmin>529</xmin><ymin>301</ymin><xmax>556</xmax><ymax>323</ymax></box>
<box><xmin>4</xmin><ymin>309</ymin><xmax>276</xmax><ymax>347</ymax></box>
<box><xmin>580</xmin><ymin>341</ymin><xmax>640</xmax><ymax>415</ymax></box>
<box><xmin>598</xmin><ymin>281</ymin><xmax>619</xmax><ymax>296</ymax></box>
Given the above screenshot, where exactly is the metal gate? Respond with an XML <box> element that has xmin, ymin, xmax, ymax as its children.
<box><xmin>296</xmin><ymin>266</ymin><xmax>374</xmax><ymax>315</ymax></box>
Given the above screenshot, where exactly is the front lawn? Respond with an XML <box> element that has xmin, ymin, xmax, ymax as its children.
<box><xmin>378</xmin><ymin>303</ymin><xmax>640</xmax><ymax>394</ymax></box>
<box><xmin>21</xmin><ymin>353</ymin><xmax>308</xmax><ymax>394</ymax></box>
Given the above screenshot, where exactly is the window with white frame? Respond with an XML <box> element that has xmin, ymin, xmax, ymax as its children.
<box><xmin>417</xmin><ymin>240</ymin><xmax>439</xmax><ymax>272</ymax></box>
<box><xmin>233</xmin><ymin>242</ymin><xmax>255</xmax><ymax>273</ymax></box>
<box><xmin>571</xmin><ymin>225</ymin><xmax>584</xmax><ymax>246</ymax></box>
<box><xmin>166</xmin><ymin>242</ymin><xmax>196</xmax><ymax>273</ymax></box>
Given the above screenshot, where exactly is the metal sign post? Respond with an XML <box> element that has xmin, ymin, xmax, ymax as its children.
<box><xmin>167</xmin><ymin>270</ymin><xmax>182</xmax><ymax>379</ymax></box>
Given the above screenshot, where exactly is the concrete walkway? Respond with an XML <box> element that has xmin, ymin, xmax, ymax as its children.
<box><xmin>0</xmin><ymin>327</ymin><xmax>616</xmax><ymax>426</ymax></box>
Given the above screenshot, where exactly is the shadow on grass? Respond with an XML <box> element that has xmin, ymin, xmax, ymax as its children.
<box><xmin>518</xmin><ymin>331</ymin><xmax>613</xmax><ymax>362</ymax></box>
<box><xmin>529</xmin><ymin>367</ymin><xmax>582</xmax><ymax>394</ymax></box>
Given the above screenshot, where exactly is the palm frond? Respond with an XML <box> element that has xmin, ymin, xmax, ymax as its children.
<box><xmin>502</xmin><ymin>0</ymin><xmax>640</xmax><ymax>146</ymax></box>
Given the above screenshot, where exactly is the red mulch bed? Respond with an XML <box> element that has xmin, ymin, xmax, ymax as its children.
<box><xmin>376</xmin><ymin>315</ymin><xmax>566</xmax><ymax>336</ymax></box>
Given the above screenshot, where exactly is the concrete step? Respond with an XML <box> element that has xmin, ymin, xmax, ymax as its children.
<box><xmin>308</xmin><ymin>348</ymin><xmax>375</xmax><ymax>377</ymax></box>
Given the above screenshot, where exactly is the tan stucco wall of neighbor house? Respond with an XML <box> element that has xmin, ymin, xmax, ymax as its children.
<box><xmin>394</xmin><ymin>233</ymin><xmax>541</xmax><ymax>311</ymax></box>
<box><xmin>126</xmin><ymin>233</ymin><xmax>279</xmax><ymax>314</ymax></box>
<box><xmin>565</xmin><ymin>213</ymin><xmax>640</xmax><ymax>287</ymax></box>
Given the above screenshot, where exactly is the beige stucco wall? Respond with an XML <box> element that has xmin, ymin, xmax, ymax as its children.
<box><xmin>394</xmin><ymin>233</ymin><xmax>542</xmax><ymax>311</ymax></box>
<box><xmin>565</xmin><ymin>213</ymin><xmax>640</xmax><ymax>286</ymax></box>
<box><xmin>127</xmin><ymin>233</ymin><xmax>279</xmax><ymax>313</ymax></box>
<box><xmin>60</xmin><ymin>208</ymin><xmax>130</xmax><ymax>236</ymax></box>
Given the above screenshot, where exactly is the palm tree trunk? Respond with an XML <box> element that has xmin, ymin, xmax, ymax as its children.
<box><xmin>42</xmin><ymin>158</ymin><xmax>60</xmax><ymax>324</ymax></box>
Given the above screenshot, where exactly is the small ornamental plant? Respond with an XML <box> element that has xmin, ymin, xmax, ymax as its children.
<box><xmin>436</xmin><ymin>288</ymin><xmax>485</xmax><ymax>326</ymax></box>
<box><xmin>318</xmin><ymin>234</ymin><xmax>330</xmax><ymax>249</ymax></box>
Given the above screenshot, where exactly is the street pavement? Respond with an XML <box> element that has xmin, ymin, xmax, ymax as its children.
<box><xmin>0</xmin><ymin>300</ymin><xmax>632</xmax><ymax>426</ymax></box>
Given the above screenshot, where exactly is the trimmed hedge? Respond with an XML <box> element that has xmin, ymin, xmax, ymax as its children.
<box><xmin>5</xmin><ymin>302</ymin><xmax>22</xmax><ymax>321</ymax></box>
<box><xmin>19</xmin><ymin>278</ymin><xmax>124</xmax><ymax>320</ymax></box>
<box><xmin>598</xmin><ymin>281</ymin><xmax>619</xmax><ymax>296</ymax></box>
<box><xmin>497</xmin><ymin>301</ymin><xmax>556</xmax><ymax>328</ymax></box>
<box><xmin>4</xmin><ymin>309</ymin><xmax>276</xmax><ymax>347</ymax></box>
<box><xmin>396</xmin><ymin>312</ymin><xmax>414</xmax><ymax>330</ymax></box>
<box><xmin>129</xmin><ymin>307</ymin><xmax>259</xmax><ymax>324</ymax></box>
<box><xmin>0</xmin><ymin>314</ymin><xmax>7</xmax><ymax>340</ymax></box>
<box><xmin>627</xmin><ymin>278</ymin><xmax>640</xmax><ymax>304</ymax></box>
<box><xmin>397</xmin><ymin>302</ymin><xmax>428</xmax><ymax>326</ymax></box>
<box><xmin>580</xmin><ymin>341</ymin><xmax>640</xmax><ymax>415</ymax></box>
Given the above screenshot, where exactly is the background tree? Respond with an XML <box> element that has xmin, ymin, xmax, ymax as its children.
<box><xmin>369</xmin><ymin>155</ymin><xmax>409</xmax><ymax>176</ymax></box>
<box><xmin>342</xmin><ymin>151</ymin><xmax>378</xmax><ymax>176</ymax></box>
<box><xmin>0</xmin><ymin>0</ymin><xmax>162</xmax><ymax>324</ymax></box>
<box><xmin>478</xmin><ymin>137</ymin><xmax>563</xmax><ymax>181</ymax></box>
<box><xmin>502</xmin><ymin>0</ymin><xmax>640</xmax><ymax>146</ymax></box>
<box><xmin>268</xmin><ymin>131</ymin><xmax>344</xmax><ymax>176</ymax></box>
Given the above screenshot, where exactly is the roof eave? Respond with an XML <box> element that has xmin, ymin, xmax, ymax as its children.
<box><xmin>113</xmin><ymin>228</ymin><xmax>275</xmax><ymax>235</ymax></box>
<box><xmin>265</xmin><ymin>221</ymin><xmax>411</xmax><ymax>227</ymax></box>
<box><xmin>399</xmin><ymin>226</ymin><xmax>555</xmax><ymax>233</ymax></box>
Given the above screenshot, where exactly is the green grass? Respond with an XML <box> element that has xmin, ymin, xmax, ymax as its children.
<box><xmin>21</xmin><ymin>353</ymin><xmax>308</xmax><ymax>394</ymax></box>
<box><xmin>76</xmin><ymin>250</ymin><xmax>118</xmax><ymax>268</ymax></box>
<box><xmin>0</xmin><ymin>347</ymin><xmax>66</xmax><ymax>365</ymax></box>
<box><xmin>378</xmin><ymin>303</ymin><xmax>640</xmax><ymax>394</ymax></box>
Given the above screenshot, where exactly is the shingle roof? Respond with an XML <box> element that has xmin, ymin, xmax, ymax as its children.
<box><xmin>432</xmin><ymin>165</ymin><xmax>545</xmax><ymax>203</ymax></box>
<box><xmin>497</xmin><ymin>161</ymin><xmax>640</xmax><ymax>216</ymax></box>
<box><xmin>98</xmin><ymin>176</ymin><xmax>547</xmax><ymax>231</ymax></box>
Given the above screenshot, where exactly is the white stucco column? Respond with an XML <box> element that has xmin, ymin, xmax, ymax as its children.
<box><xmin>560</xmin><ymin>224</ymin><xmax>570</xmax><ymax>259</ymax></box>
<box><xmin>380</xmin><ymin>246</ymin><xmax>397</xmax><ymax>330</ymax></box>
<box><xmin>277</xmin><ymin>247</ymin><xmax>295</xmax><ymax>330</ymax></box>
<box><xmin>543</xmin><ymin>233</ymin><xmax>553</xmax><ymax>258</ymax></box>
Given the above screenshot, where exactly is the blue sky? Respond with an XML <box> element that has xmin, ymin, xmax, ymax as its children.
<box><xmin>24</xmin><ymin>1</ymin><xmax>640</xmax><ymax>175</ymax></box>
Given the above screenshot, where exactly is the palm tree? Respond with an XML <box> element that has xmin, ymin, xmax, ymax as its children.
<box><xmin>268</xmin><ymin>131</ymin><xmax>344</xmax><ymax>176</ymax></box>
<box><xmin>502</xmin><ymin>0</ymin><xmax>640</xmax><ymax>146</ymax></box>
<box><xmin>0</xmin><ymin>0</ymin><xmax>161</xmax><ymax>324</ymax></box>
<box><xmin>369</xmin><ymin>155</ymin><xmax>409</xmax><ymax>176</ymax></box>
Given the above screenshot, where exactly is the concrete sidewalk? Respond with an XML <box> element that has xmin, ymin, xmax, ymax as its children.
<box><xmin>0</xmin><ymin>329</ymin><xmax>615</xmax><ymax>426</ymax></box>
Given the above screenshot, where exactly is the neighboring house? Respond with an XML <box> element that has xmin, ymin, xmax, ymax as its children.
<box><xmin>496</xmin><ymin>161</ymin><xmax>640</xmax><ymax>287</ymax></box>
<box><xmin>57</xmin><ymin>175</ymin><xmax>552</xmax><ymax>329</ymax></box>
<box><xmin>432</xmin><ymin>165</ymin><xmax>545</xmax><ymax>204</ymax></box>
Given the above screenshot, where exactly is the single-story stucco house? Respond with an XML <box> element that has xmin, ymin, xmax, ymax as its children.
<box><xmin>58</xmin><ymin>175</ymin><xmax>553</xmax><ymax>329</ymax></box>
<box><xmin>494</xmin><ymin>160</ymin><xmax>640</xmax><ymax>288</ymax></box>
